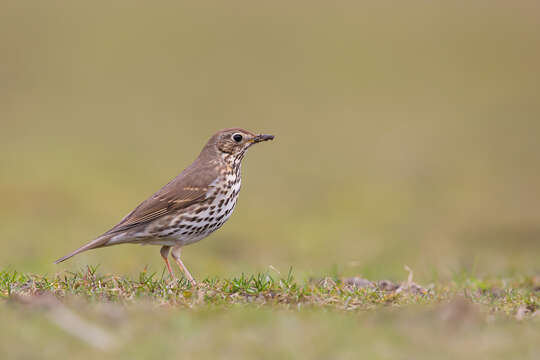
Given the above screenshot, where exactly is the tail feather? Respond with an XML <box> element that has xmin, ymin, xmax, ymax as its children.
<box><xmin>54</xmin><ymin>235</ymin><xmax>111</xmax><ymax>264</ymax></box>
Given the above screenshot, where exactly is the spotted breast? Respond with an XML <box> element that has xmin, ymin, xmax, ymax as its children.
<box><xmin>140</xmin><ymin>153</ymin><xmax>243</xmax><ymax>247</ymax></box>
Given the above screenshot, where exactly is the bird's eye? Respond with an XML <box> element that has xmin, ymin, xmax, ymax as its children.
<box><xmin>232</xmin><ymin>133</ymin><xmax>243</xmax><ymax>143</ymax></box>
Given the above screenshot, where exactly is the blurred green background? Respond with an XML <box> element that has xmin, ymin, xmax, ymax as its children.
<box><xmin>1</xmin><ymin>0</ymin><xmax>539</xmax><ymax>282</ymax></box>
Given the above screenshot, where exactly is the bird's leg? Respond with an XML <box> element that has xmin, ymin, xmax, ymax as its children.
<box><xmin>171</xmin><ymin>246</ymin><xmax>196</xmax><ymax>286</ymax></box>
<box><xmin>160</xmin><ymin>245</ymin><xmax>176</xmax><ymax>280</ymax></box>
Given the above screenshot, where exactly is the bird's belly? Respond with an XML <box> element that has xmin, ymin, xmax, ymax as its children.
<box><xmin>118</xmin><ymin>176</ymin><xmax>241</xmax><ymax>247</ymax></box>
<box><xmin>145</xmin><ymin>189</ymin><xmax>240</xmax><ymax>247</ymax></box>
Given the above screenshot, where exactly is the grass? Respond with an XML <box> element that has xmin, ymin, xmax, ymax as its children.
<box><xmin>1</xmin><ymin>268</ymin><xmax>539</xmax><ymax>359</ymax></box>
<box><xmin>2</xmin><ymin>268</ymin><xmax>539</xmax><ymax>315</ymax></box>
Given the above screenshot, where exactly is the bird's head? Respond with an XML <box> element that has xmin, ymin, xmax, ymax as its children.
<box><xmin>211</xmin><ymin>128</ymin><xmax>274</xmax><ymax>157</ymax></box>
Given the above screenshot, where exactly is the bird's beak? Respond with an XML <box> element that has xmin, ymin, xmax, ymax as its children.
<box><xmin>251</xmin><ymin>134</ymin><xmax>275</xmax><ymax>143</ymax></box>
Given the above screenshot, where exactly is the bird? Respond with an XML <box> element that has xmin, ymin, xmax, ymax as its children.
<box><xmin>55</xmin><ymin>128</ymin><xmax>274</xmax><ymax>285</ymax></box>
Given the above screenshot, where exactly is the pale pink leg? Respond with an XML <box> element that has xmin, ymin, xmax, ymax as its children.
<box><xmin>171</xmin><ymin>246</ymin><xmax>196</xmax><ymax>285</ymax></box>
<box><xmin>160</xmin><ymin>246</ymin><xmax>176</xmax><ymax>280</ymax></box>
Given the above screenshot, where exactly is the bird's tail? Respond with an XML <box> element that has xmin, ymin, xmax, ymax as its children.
<box><xmin>54</xmin><ymin>235</ymin><xmax>112</xmax><ymax>264</ymax></box>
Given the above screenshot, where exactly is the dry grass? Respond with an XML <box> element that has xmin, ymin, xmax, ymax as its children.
<box><xmin>0</xmin><ymin>268</ymin><xmax>540</xmax><ymax>317</ymax></box>
<box><xmin>2</xmin><ymin>268</ymin><xmax>539</xmax><ymax>316</ymax></box>
<box><xmin>1</xmin><ymin>268</ymin><xmax>539</xmax><ymax>359</ymax></box>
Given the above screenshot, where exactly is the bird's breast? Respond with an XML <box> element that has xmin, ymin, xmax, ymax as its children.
<box><xmin>150</xmin><ymin>172</ymin><xmax>242</xmax><ymax>246</ymax></box>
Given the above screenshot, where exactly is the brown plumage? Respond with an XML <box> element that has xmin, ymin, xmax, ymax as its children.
<box><xmin>55</xmin><ymin>128</ymin><xmax>274</xmax><ymax>284</ymax></box>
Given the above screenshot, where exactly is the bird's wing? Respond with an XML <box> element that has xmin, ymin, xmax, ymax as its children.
<box><xmin>104</xmin><ymin>161</ymin><xmax>219</xmax><ymax>235</ymax></box>
<box><xmin>54</xmin><ymin>160</ymin><xmax>220</xmax><ymax>264</ymax></box>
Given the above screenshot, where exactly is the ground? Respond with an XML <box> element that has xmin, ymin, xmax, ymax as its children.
<box><xmin>1</xmin><ymin>268</ymin><xmax>539</xmax><ymax>359</ymax></box>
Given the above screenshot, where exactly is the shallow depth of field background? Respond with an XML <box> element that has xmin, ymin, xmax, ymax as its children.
<box><xmin>2</xmin><ymin>1</ymin><xmax>540</xmax><ymax>281</ymax></box>
<box><xmin>2</xmin><ymin>0</ymin><xmax>540</xmax><ymax>281</ymax></box>
<box><xmin>1</xmin><ymin>2</ymin><xmax>540</xmax><ymax>358</ymax></box>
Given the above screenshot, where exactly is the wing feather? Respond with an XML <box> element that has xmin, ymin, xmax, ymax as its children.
<box><xmin>54</xmin><ymin>142</ymin><xmax>222</xmax><ymax>264</ymax></box>
<box><xmin>103</xmin><ymin>160</ymin><xmax>218</xmax><ymax>235</ymax></box>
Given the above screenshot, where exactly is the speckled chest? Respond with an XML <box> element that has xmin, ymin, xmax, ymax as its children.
<box><xmin>154</xmin><ymin>159</ymin><xmax>243</xmax><ymax>246</ymax></box>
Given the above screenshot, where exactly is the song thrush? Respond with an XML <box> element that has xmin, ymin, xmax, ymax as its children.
<box><xmin>55</xmin><ymin>128</ymin><xmax>274</xmax><ymax>284</ymax></box>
